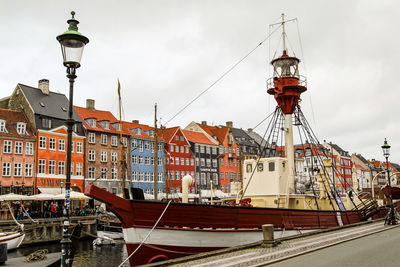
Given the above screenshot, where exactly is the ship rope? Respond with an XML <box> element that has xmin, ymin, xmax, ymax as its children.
<box><xmin>117</xmin><ymin>200</ymin><xmax>172</xmax><ymax>267</ymax></box>
<box><xmin>164</xmin><ymin>24</ymin><xmax>283</xmax><ymax>126</ymax></box>
<box><xmin>5</xmin><ymin>202</ymin><xmax>23</xmax><ymax>230</ymax></box>
<box><xmin>21</xmin><ymin>204</ymin><xmax>39</xmax><ymax>224</ymax></box>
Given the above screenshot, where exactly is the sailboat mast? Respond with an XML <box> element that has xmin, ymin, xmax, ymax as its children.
<box><xmin>118</xmin><ymin>80</ymin><xmax>126</xmax><ymax>199</ymax></box>
<box><xmin>154</xmin><ymin>103</ymin><xmax>158</xmax><ymax>200</ymax></box>
<box><xmin>281</xmin><ymin>13</ymin><xmax>287</xmax><ymax>52</ymax></box>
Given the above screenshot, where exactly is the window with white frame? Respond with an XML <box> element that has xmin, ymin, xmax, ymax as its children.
<box><xmin>180</xmin><ymin>136</ymin><xmax>184</xmax><ymax>141</ymax></box>
<box><xmin>158</xmin><ymin>157</ymin><xmax>162</xmax><ymax>166</ymax></box>
<box><xmin>181</xmin><ymin>158</ymin><xmax>184</xmax><ymax>165</ymax></box>
<box><xmin>139</xmin><ymin>141</ymin><xmax>143</xmax><ymax>152</ymax></box>
<box><xmin>59</xmin><ymin>139</ymin><xmax>65</xmax><ymax>151</ymax></box>
<box><xmin>200</xmin><ymin>146</ymin><xmax>205</xmax><ymax>153</ymax></box>
<box><xmin>70</xmin><ymin>162</ymin><xmax>74</xmax><ymax>175</ymax></box>
<box><xmin>181</xmin><ymin>171</ymin><xmax>185</xmax><ymax>179</ymax></box>
<box><xmin>158</xmin><ymin>143</ymin><xmax>162</xmax><ymax>151</ymax></box>
<box><xmin>101</xmin><ymin>134</ymin><xmax>107</xmax><ymax>145</ymax></box>
<box><xmin>111</xmin><ymin>136</ymin><xmax>118</xmax><ymax>146</ymax></box>
<box><xmin>16</xmin><ymin>122</ymin><xmax>27</xmax><ymax>135</ymax></box>
<box><xmin>122</xmin><ymin>137</ymin><xmax>127</xmax><ymax>147</ymax></box>
<box><xmin>0</xmin><ymin>120</ymin><xmax>7</xmax><ymax>133</ymax></box>
<box><xmin>88</xmin><ymin>167</ymin><xmax>95</xmax><ymax>179</ymax></box>
<box><xmin>25</xmin><ymin>163</ymin><xmax>32</xmax><ymax>177</ymax></box>
<box><xmin>176</xmin><ymin>171</ymin><xmax>180</xmax><ymax>180</ymax></box>
<box><xmin>185</xmin><ymin>146</ymin><xmax>189</xmax><ymax>153</ymax></box>
<box><xmin>186</xmin><ymin>158</ymin><xmax>189</xmax><ymax>165</ymax></box>
<box><xmin>170</xmin><ymin>144</ymin><xmax>174</xmax><ymax>152</ymax></box>
<box><xmin>111</xmin><ymin>152</ymin><xmax>117</xmax><ymax>162</ymax></box>
<box><xmin>71</xmin><ymin>141</ymin><xmax>74</xmax><ymax>152</ymax></box>
<box><xmin>88</xmin><ymin>150</ymin><xmax>95</xmax><ymax>161</ymax></box>
<box><xmin>132</xmin><ymin>171</ymin><xmax>138</xmax><ymax>181</ymax></box>
<box><xmin>212</xmin><ymin>147</ymin><xmax>217</xmax><ymax>154</ymax></box>
<box><xmin>179</xmin><ymin>146</ymin><xmax>183</xmax><ymax>153</ymax></box>
<box><xmin>58</xmin><ymin>161</ymin><xmax>65</xmax><ymax>175</ymax></box>
<box><xmin>26</xmin><ymin>142</ymin><xmax>33</xmax><ymax>155</ymax></box>
<box><xmin>88</xmin><ymin>133</ymin><xmax>96</xmax><ymax>144</ymax></box>
<box><xmin>175</xmin><ymin>136</ymin><xmax>179</xmax><ymax>141</ymax></box>
<box><xmin>196</xmin><ymin>158</ymin><xmax>199</xmax><ymax>166</ymax></box>
<box><xmin>77</xmin><ymin>142</ymin><xmax>83</xmax><ymax>153</ymax></box>
<box><xmin>49</xmin><ymin>138</ymin><xmax>56</xmax><ymax>150</ymax></box>
<box><xmin>38</xmin><ymin>159</ymin><xmax>46</xmax><ymax>174</ymax></box>
<box><xmin>151</xmin><ymin>157</ymin><xmax>154</xmax><ymax>165</ymax></box>
<box><xmin>76</xmin><ymin>163</ymin><xmax>82</xmax><ymax>176</ymax></box>
<box><xmin>3</xmin><ymin>140</ymin><xmax>12</xmax><ymax>153</ymax></box>
<box><xmin>200</xmin><ymin>158</ymin><xmax>205</xmax><ymax>166</ymax></box>
<box><xmin>101</xmin><ymin>168</ymin><xmax>107</xmax><ymax>179</ymax></box>
<box><xmin>132</xmin><ymin>139</ymin><xmax>137</xmax><ymax>148</ymax></box>
<box><xmin>151</xmin><ymin>173</ymin><xmax>154</xmax><ymax>181</ymax></box>
<box><xmin>101</xmin><ymin>151</ymin><xmax>107</xmax><ymax>162</ymax></box>
<box><xmin>139</xmin><ymin>172</ymin><xmax>144</xmax><ymax>181</ymax></box>
<box><xmin>49</xmin><ymin>160</ymin><xmax>56</xmax><ymax>174</ymax></box>
<box><xmin>2</xmin><ymin>162</ymin><xmax>11</xmax><ymax>176</ymax></box>
<box><xmin>132</xmin><ymin>155</ymin><xmax>137</xmax><ymax>164</ymax></box>
<box><xmin>14</xmin><ymin>141</ymin><xmax>23</xmax><ymax>154</ymax></box>
<box><xmin>14</xmin><ymin>163</ymin><xmax>22</xmax><ymax>176</ymax></box>
<box><xmin>170</xmin><ymin>171</ymin><xmax>175</xmax><ymax>180</ymax></box>
<box><xmin>145</xmin><ymin>172</ymin><xmax>150</xmax><ymax>181</ymax></box>
<box><xmin>144</xmin><ymin>156</ymin><xmax>150</xmax><ymax>165</ymax></box>
<box><xmin>191</xmin><ymin>158</ymin><xmax>194</xmax><ymax>166</ymax></box>
<box><xmin>175</xmin><ymin>157</ymin><xmax>179</xmax><ymax>165</ymax></box>
<box><xmin>139</xmin><ymin>156</ymin><xmax>144</xmax><ymax>164</ymax></box>
<box><xmin>86</xmin><ymin>119</ymin><xmax>97</xmax><ymax>128</ymax></box>
<box><xmin>158</xmin><ymin>172</ymin><xmax>162</xmax><ymax>182</ymax></box>
<box><xmin>145</xmin><ymin>141</ymin><xmax>150</xmax><ymax>150</ymax></box>
<box><xmin>220</xmin><ymin>158</ymin><xmax>224</xmax><ymax>165</ymax></box>
<box><xmin>212</xmin><ymin>159</ymin><xmax>217</xmax><ymax>168</ymax></box>
<box><xmin>111</xmin><ymin>168</ymin><xmax>117</xmax><ymax>179</ymax></box>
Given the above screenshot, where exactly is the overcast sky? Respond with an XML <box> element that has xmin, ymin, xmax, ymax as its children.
<box><xmin>1</xmin><ymin>0</ymin><xmax>399</xmax><ymax>163</ymax></box>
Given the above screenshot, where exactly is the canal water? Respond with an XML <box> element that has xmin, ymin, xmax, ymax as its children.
<box><xmin>8</xmin><ymin>239</ymin><xmax>130</xmax><ymax>266</ymax></box>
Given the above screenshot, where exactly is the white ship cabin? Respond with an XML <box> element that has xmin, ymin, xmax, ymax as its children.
<box><xmin>243</xmin><ymin>157</ymin><xmax>290</xmax><ymax>197</ymax></box>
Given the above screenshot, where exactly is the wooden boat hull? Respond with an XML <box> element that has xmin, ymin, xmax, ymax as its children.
<box><xmin>85</xmin><ymin>184</ymin><xmax>363</xmax><ymax>266</ymax></box>
<box><xmin>0</xmin><ymin>232</ymin><xmax>25</xmax><ymax>250</ymax></box>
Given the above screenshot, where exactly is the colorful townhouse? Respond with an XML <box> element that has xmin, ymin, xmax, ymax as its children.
<box><xmin>184</xmin><ymin>121</ymin><xmax>221</xmax><ymax>192</ymax></box>
<box><xmin>0</xmin><ymin>109</ymin><xmax>36</xmax><ymax>195</ymax></box>
<box><xmin>196</xmin><ymin>122</ymin><xmax>241</xmax><ymax>194</ymax></box>
<box><xmin>351</xmin><ymin>153</ymin><xmax>372</xmax><ymax>192</ymax></box>
<box><xmin>158</xmin><ymin>126</ymin><xmax>196</xmax><ymax>195</ymax></box>
<box><xmin>322</xmin><ymin>141</ymin><xmax>353</xmax><ymax>195</ymax></box>
<box><xmin>75</xmin><ymin>99</ymin><xmax>130</xmax><ymax>196</ymax></box>
<box><xmin>0</xmin><ymin>80</ymin><xmax>86</xmax><ymax>193</ymax></box>
<box><xmin>123</xmin><ymin>120</ymin><xmax>164</xmax><ymax>196</ymax></box>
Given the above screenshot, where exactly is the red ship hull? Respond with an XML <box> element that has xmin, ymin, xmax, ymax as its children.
<box><xmin>85</xmin><ymin>185</ymin><xmax>363</xmax><ymax>266</ymax></box>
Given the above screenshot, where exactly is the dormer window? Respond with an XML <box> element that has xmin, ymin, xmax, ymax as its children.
<box><xmin>148</xmin><ymin>130</ymin><xmax>154</xmax><ymax>137</ymax></box>
<box><xmin>86</xmin><ymin>118</ymin><xmax>97</xmax><ymax>128</ymax></box>
<box><xmin>99</xmin><ymin>120</ymin><xmax>110</xmax><ymax>130</ymax></box>
<box><xmin>112</xmin><ymin>123</ymin><xmax>120</xmax><ymax>131</ymax></box>
<box><xmin>16</xmin><ymin>122</ymin><xmax>27</xmax><ymax>135</ymax></box>
<box><xmin>133</xmin><ymin>128</ymin><xmax>142</xmax><ymax>135</ymax></box>
<box><xmin>0</xmin><ymin>120</ymin><xmax>7</xmax><ymax>133</ymax></box>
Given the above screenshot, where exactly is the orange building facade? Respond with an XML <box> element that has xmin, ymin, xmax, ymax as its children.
<box><xmin>36</xmin><ymin>126</ymin><xmax>85</xmax><ymax>194</ymax></box>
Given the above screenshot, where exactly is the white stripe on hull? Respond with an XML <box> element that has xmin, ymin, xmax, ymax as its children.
<box><xmin>123</xmin><ymin>227</ymin><xmax>315</xmax><ymax>247</ymax></box>
<box><xmin>0</xmin><ymin>233</ymin><xmax>25</xmax><ymax>250</ymax></box>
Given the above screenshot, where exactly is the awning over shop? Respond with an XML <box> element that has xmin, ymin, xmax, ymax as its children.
<box><xmin>38</xmin><ymin>187</ymin><xmax>65</xmax><ymax>195</ymax></box>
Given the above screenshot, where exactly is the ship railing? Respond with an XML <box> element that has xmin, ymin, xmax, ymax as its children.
<box><xmin>266</xmin><ymin>75</ymin><xmax>307</xmax><ymax>89</ymax></box>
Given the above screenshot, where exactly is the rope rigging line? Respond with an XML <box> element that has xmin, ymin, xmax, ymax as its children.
<box><xmin>251</xmin><ymin>110</ymin><xmax>276</xmax><ymax>131</ymax></box>
<box><xmin>165</xmin><ymin>24</ymin><xmax>283</xmax><ymax>126</ymax></box>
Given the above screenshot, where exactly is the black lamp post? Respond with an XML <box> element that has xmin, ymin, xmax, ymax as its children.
<box><xmin>382</xmin><ymin>138</ymin><xmax>396</xmax><ymax>225</ymax></box>
<box><xmin>57</xmin><ymin>11</ymin><xmax>89</xmax><ymax>267</ymax></box>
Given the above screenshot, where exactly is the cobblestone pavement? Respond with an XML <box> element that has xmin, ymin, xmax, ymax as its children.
<box><xmin>162</xmin><ymin>221</ymin><xmax>398</xmax><ymax>267</ymax></box>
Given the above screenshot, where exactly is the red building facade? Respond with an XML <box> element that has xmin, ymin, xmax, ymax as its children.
<box><xmin>0</xmin><ymin>109</ymin><xmax>36</xmax><ymax>195</ymax></box>
<box><xmin>160</xmin><ymin>127</ymin><xmax>195</xmax><ymax>195</ymax></box>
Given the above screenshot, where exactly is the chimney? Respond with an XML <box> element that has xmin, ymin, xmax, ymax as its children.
<box><xmin>132</xmin><ymin>120</ymin><xmax>139</xmax><ymax>124</ymax></box>
<box><xmin>247</xmin><ymin>128</ymin><xmax>253</xmax><ymax>133</ymax></box>
<box><xmin>201</xmin><ymin>121</ymin><xmax>207</xmax><ymax>126</ymax></box>
<box><xmin>226</xmin><ymin>121</ymin><xmax>233</xmax><ymax>128</ymax></box>
<box><xmin>38</xmin><ymin>79</ymin><xmax>50</xmax><ymax>95</ymax></box>
<box><xmin>86</xmin><ymin>99</ymin><xmax>95</xmax><ymax>110</ymax></box>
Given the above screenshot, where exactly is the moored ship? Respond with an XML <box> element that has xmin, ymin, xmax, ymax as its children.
<box><xmin>85</xmin><ymin>14</ymin><xmax>380</xmax><ymax>266</ymax></box>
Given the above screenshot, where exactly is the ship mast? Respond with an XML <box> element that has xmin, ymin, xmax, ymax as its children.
<box><xmin>154</xmin><ymin>103</ymin><xmax>158</xmax><ymax>200</ymax></box>
<box><xmin>118</xmin><ymin>80</ymin><xmax>127</xmax><ymax>199</ymax></box>
<box><xmin>267</xmin><ymin>13</ymin><xmax>307</xmax><ymax>194</ymax></box>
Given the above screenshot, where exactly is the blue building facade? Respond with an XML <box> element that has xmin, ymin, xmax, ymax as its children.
<box><xmin>129</xmin><ymin>135</ymin><xmax>165</xmax><ymax>195</ymax></box>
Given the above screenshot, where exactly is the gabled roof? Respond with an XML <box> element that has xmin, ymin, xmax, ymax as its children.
<box><xmin>0</xmin><ymin>108</ymin><xmax>36</xmax><ymax>138</ymax></box>
<box><xmin>230</xmin><ymin>127</ymin><xmax>259</xmax><ymax>148</ymax></box>
<box><xmin>390</xmin><ymin>162</ymin><xmax>400</xmax><ymax>172</ymax></box>
<box><xmin>198</xmin><ymin>124</ymin><xmax>229</xmax><ymax>144</ymax></box>
<box><xmin>122</xmin><ymin>121</ymin><xmax>165</xmax><ymax>142</ymax></box>
<box><xmin>182</xmin><ymin>130</ymin><xmax>217</xmax><ymax>145</ymax></box>
<box><xmin>354</xmin><ymin>153</ymin><xmax>370</xmax><ymax>165</ymax></box>
<box><xmin>74</xmin><ymin>106</ymin><xmax>121</xmax><ymax>134</ymax></box>
<box><xmin>18</xmin><ymin>84</ymin><xmax>81</xmax><ymax>122</ymax></box>
<box><xmin>329</xmin><ymin>142</ymin><xmax>350</xmax><ymax>157</ymax></box>
<box><xmin>157</xmin><ymin>127</ymin><xmax>179</xmax><ymax>143</ymax></box>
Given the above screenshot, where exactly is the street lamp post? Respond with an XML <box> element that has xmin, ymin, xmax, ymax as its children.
<box><xmin>382</xmin><ymin>138</ymin><xmax>396</xmax><ymax>225</ymax></box>
<box><xmin>57</xmin><ymin>11</ymin><xmax>89</xmax><ymax>266</ymax></box>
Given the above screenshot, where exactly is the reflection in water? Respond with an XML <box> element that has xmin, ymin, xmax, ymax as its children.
<box><xmin>8</xmin><ymin>239</ymin><xmax>129</xmax><ymax>267</ymax></box>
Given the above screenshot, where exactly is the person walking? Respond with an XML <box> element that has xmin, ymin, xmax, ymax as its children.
<box><xmin>51</xmin><ymin>203</ymin><xmax>57</xmax><ymax>218</ymax></box>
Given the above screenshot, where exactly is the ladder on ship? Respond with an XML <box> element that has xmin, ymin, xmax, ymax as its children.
<box><xmin>353</xmin><ymin>198</ymin><xmax>380</xmax><ymax>220</ymax></box>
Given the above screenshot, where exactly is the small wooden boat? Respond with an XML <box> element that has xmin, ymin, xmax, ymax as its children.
<box><xmin>0</xmin><ymin>231</ymin><xmax>25</xmax><ymax>250</ymax></box>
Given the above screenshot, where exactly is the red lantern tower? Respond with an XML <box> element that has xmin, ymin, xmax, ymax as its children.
<box><xmin>267</xmin><ymin>14</ymin><xmax>307</xmax><ymax>193</ymax></box>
